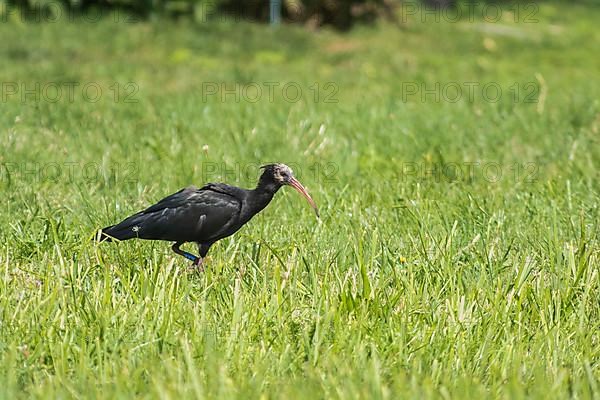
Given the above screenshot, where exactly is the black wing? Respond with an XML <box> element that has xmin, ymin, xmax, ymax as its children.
<box><xmin>101</xmin><ymin>185</ymin><xmax>242</xmax><ymax>243</ymax></box>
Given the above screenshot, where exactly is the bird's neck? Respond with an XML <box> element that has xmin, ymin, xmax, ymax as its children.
<box><xmin>245</xmin><ymin>182</ymin><xmax>280</xmax><ymax>216</ymax></box>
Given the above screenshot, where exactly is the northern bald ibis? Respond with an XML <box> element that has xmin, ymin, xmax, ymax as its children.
<box><xmin>97</xmin><ymin>163</ymin><xmax>318</xmax><ymax>270</ymax></box>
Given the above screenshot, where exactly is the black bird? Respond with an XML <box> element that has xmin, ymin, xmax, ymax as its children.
<box><xmin>97</xmin><ymin>163</ymin><xmax>318</xmax><ymax>269</ymax></box>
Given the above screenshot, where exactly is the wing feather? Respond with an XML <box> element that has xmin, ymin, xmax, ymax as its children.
<box><xmin>104</xmin><ymin>185</ymin><xmax>243</xmax><ymax>243</ymax></box>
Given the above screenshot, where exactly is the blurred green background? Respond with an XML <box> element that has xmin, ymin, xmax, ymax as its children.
<box><xmin>3</xmin><ymin>0</ymin><xmax>597</xmax><ymax>28</ymax></box>
<box><xmin>1</xmin><ymin>0</ymin><xmax>599</xmax><ymax>399</ymax></box>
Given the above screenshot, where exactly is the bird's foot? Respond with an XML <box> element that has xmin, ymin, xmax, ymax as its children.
<box><xmin>189</xmin><ymin>257</ymin><xmax>204</xmax><ymax>273</ymax></box>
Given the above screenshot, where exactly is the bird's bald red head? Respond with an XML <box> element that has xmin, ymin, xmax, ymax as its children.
<box><xmin>259</xmin><ymin>163</ymin><xmax>319</xmax><ymax>218</ymax></box>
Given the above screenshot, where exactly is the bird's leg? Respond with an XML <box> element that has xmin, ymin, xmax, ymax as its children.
<box><xmin>186</xmin><ymin>242</ymin><xmax>211</xmax><ymax>272</ymax></box>
<box><xmin>171</xmin><ymin>242</ymin><xmax>200</xmax><ymax>264</ymax></box>
<box><xmin>192</xmin><ymin>256</ymin><xmax>204</xmax><ymax>272</ymax></box>
<box><xmin>189</xmin><ymin>242</ymin><xmax>210</xmax><ymax>272</ymax></box>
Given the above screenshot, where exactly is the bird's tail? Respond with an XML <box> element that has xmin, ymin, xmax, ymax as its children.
<box><xmin>94</xmin><ymin>216</ymin><xmax>141</xmax><ymax>242</ymax></box>
<box><xmin>94</xmin><ymin>225</ymin><xmax>116</xmax><ymax>242</ymax></box>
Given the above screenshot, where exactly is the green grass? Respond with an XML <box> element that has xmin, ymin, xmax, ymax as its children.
<box><xmin>1</xmin><ymin>2</ymin><xmax>600</xmax><ymax>398</ymax></box>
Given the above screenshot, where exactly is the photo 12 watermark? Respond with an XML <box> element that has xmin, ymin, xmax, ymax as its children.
<box><xmin>1</xmin><ymin>82</ymin><xmax>140</xmax><ymax>104</ymax></box>
<box><xmin>396</xmin><ymin>161</ymin><xmax>538</xmax><ymax>184</ymax></box>
<box><xmin>0</xmin><ymin>162</ymin><xmax>139</xmax><ymax>185</ymax></box>
<box><xmin>201</xmin><ymin>82</ymin><xmax>339</xmax><ymax>104</ymax></box>
<box><xmin>199</xmin><ymin>162</ymin><xmax>339</xmax><ymax>184</ymax></box>
<box><xmin>399</xmin><ymin>1</ymin><xmax>539</xmax><ymax>24</ymax></box>
<box><xmin>1</xmin><ymin>2</ymin><xmax>140</xmax><ymax>23</ymax></box>
<box><xmin>400</xmin><ymin>81</ymin><xmax>540</xmax><ymax>104</ymax></box>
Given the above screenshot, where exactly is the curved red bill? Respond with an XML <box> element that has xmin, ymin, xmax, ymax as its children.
<box><xmin>287</xmin><ymin>177</ymin><xmax>319</xmax><ymax>218</ymax></box>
